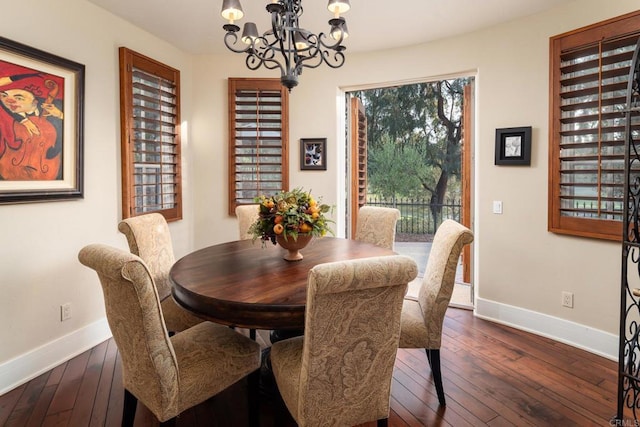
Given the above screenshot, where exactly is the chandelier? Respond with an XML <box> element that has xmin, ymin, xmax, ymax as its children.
<box><xmin>220</xmin><ymin>0</ymin><xmax>351</xmax><ymax>90</ymax></box>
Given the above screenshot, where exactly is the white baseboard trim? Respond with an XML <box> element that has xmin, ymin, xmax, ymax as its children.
<box><xmin>0</xmin><ymin>318</ymin><xmax>112</xmax><ymax>395</ymax></box>
<box><xmin>475</xmin><ymin>297</ymin><xmax>618</xmax><ymax>361</ymax></box>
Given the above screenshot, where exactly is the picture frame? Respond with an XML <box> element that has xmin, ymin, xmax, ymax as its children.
<box><xmin>495</xmin><ymin>126</ymin><xmax>531</xmax><ymax>166</ymax></box>
<box><xmin>0</xmin><ymin>36</ymin><xmax>84</xmax><ymax>204</ymax></box>
<box><xmin>300</xmin><ymin>138</ymin><xmax>327</xmax><ymax>170</ymax></box>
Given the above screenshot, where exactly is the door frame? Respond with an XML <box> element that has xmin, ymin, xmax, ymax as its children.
<box><xmin>343</xmin><ymin>74</ymin><xmax>476</xmax><ymax>285</ymax></box>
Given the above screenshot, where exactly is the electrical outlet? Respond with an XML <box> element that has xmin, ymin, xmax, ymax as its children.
<box><xmin>61</xmin><ymin>303</ymin><xmax>72</xmax><ymax>321</ymax></box>
<box><xmin>561</xmin><ymin>291</ymin><xmax>574</xmax><ymax>308</ymax></box>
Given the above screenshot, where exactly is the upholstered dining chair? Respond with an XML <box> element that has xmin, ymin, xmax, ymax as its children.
<box><xmin>78</xmin><ymin>244</ymin><xmax>261</xmax><ymax>426</ymax></box>
<box><xmin>398</xmin><ymin>219</ymin><xmax>473</xmax><ymax>407</ymax></box>
<box><xmin>270</xmin><ymin>255</ymin><xmax>418</xmax><ymax>427</ymax></box>
<box><xmin>235</xmin><ymin>204</ymin><xmax>260</xmax><ymax>240</ymax></box>
<box><xmin>354</xmin><ymin>205</ymin><xmax>401</xmax><ymax>250</ymax></box>
<box><xmin>118</xmin><ymin>213</ymin><xmax>202</xmax><ymax>333</ymax></box>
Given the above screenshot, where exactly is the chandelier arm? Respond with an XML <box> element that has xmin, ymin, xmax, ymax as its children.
<box><xmin>297</xmin><ymin>48</ymin><xmax>345</xmax><ymax>70</ymax></box>
<box><xmin>245</xmin><ymin>38</ymin><xmax>285</xmax><ymax>74</ymax></box>
<box><xmin>320</xmin><ymin>49</ymin><xmax>346</xmax><ymax>69</ymax></box>
<box><xmin>223</xmin><ymin>32</ymin><xmax>252</xmax><ymax>54</ymax></box>
<box><xmin>296</xmin><ymin>33</ymin><xmax>346</xmax><ymax>70</ymax></box>
<box><xmin>317</xmin><ymin>31</ymin><xmax>345</xmax><ymax>51</ymax></box>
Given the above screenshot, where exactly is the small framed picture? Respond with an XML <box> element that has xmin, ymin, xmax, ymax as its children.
<box><xmin>495</xmin><ymin>126</ymin><xmax>532</xmax><ymax>166</ymax></box>
<box><xmin>300</xmin><ymin>138</ymin><xmax>327</xmax><ymax>170</ymax></box>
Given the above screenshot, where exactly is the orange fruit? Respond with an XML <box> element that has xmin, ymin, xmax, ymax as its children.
<box><xmin>274</xmin><ymin>215</ymin><xmax>283</xmax><ymax>224</ymax></box>
<box><xmin>299</xmin><ymin>223</ymin><xmax>312</xmax><ymax>233</ymax></box>
<box><xmin>273</xmin><ymin>223</ymin><xmax>284</xmax><ymax>234</ymax></box>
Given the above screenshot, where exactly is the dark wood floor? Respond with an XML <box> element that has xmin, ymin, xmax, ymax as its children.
<box><xmin>0</xmin><ymin>308</ymin><xmax>626</xmax><ymax>426</ymax></box>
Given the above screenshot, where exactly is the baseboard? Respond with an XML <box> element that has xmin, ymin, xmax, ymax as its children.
<box><xmin>0</xmin><ymin>318</ymin><xmax>112</xmax><ymax>395</ymax></box>
<box><xmin>475</xmin><ymin>297</ymin><xmax>618</xmax><ymax>361</ymax></box>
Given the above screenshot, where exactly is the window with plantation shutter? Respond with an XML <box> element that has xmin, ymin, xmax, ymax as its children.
<box><xmin>228</xmin><ymin>78</ymin><xmax>289</xmax><ymax>215</ymax></box>
<box><xmin>119</xmin><ymin>48</ymin><xmax>182</xmax><ymax>221</ymax></box>
<box><xmin>549</xmin><ymin>11</ymin><xmax>640</xmax><ymax>241</ymax></box>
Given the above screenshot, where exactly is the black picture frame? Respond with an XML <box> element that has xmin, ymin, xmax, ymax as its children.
<box><xmin>495</xmin><ymin>126</ymin><xmax>531</xmax><ymax>166</ymax></box>
<box><xmin>0</xmin><ymin>36</ymin><xmax>84</xmax><ymax>204</ymax></box>
<box><xmin>300</xmin><ymin>138</ymin><xmax>327</xmax><ymax>170</ymax></box>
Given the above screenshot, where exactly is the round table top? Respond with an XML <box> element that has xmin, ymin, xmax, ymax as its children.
<box><xmin>170</xmin><ymin>237</ymin><xmax>396</xmax><ymax>330</ymax></box>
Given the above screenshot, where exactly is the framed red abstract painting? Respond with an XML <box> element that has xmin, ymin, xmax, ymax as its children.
<box><xmin>0</xmin><ymin>36</ymin><xmax>84</xmax><ymax>204</ymax></box>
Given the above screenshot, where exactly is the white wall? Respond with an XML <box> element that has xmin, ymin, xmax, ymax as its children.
<box><xmin>0</xmin><ymin>0</ymin><xmax>194</xmax><ymax>393</ymax></box>
<box><xmin>1</xmin><ymin>0</ymin><xmax>637</xmax><ymax>394</ymax></box>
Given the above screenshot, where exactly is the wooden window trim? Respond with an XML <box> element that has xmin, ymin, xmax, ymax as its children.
<box><xmin>119</xmin><ymin>48</ymin><xmax>182</xmax><ymax>222</ymax></box>
<box><xmin>349</xmin><ymin>96</ymin><xmax>367</xmax><ymax>238</ymax></box>
<box><xmin>548</xmin><ymin>11</ymin><xmax>640</xmax><ymax>241</ymax></box>
<box><xmin>228</xmin><ymin>78</ymin><xmax>289</xmax><ymax>215</ymax></box>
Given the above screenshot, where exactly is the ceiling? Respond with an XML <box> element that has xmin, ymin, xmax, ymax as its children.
<box><xmin>87</xmin><ymin>0</ymin><xmax>574</xmax><ymax>55</ymax></box>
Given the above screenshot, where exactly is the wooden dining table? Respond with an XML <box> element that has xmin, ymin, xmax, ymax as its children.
<box><xmin>170</xmin><ymin>237</ymin><xmax>396</xmax><ymax>330</ymax></box>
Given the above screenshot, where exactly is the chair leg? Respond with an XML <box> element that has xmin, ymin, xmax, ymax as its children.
<box><xmin>248</xmin><ymin>368</ymin><xmax>260</xmax><ymax>427</ymax></box>
<box><xmin>122</xmin><ymin>389</ymin><xmax>137</xmax><ymax>427</ymax></box>
<box><xmin>377</xmin><ymin>418</ymin><xmax>388</xmax><ymax>427</ymax></box>
<box><xmin>160</xmin><ymin>418</ymin><xmax>176</xmax><ymax>427</ymax></box>
<box><xmin>426</xmin><ymin>348</ymin><xmax>446</xmax><ymax>406</ymax></box>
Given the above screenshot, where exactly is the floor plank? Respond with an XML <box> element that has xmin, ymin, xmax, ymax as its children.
<box><xmin>89</xmin><ymin>338</ymin><xmax>118</xmax><ymax>427</ymax></box>
<box><xmin>4</xmin><ymin>372</ymin><xmax>50</xmax><ymax>427</ymax></box>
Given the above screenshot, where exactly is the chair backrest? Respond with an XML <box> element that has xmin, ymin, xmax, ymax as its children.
<box><xmin>235</xmin><ymin>204</ymin><xmax>260</xmax><ymax>240</ymax></box>
<box><xmin>298</xmin><ymin>255</ymin><xmax>418</xmax><ymax>426</ymax></box>
<box><xmin>354</xmin><ymin>206</ymin><xmax>401</xmax><ymax>250</ymax></box>
<box><xmin>418</xmin><ymin>219</ymin><xmax>474</xmax><ymax>348</ymax></box>
<box><xmin>78</xmin><ymin>244</ymin><xmax>180</xmax><ymax>417</ymax></box>
<box><xmin>118</xmin><ymin>213</ymin><xmax>175</xmax><ymax>300</ymax></box>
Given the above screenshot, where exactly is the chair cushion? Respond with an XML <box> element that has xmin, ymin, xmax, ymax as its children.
<box><xmin>170</xmin><ymin>322</ymin><xmax>261</xmax><ymax>417</ymax></box>
<box><xmin>271</xmin><ymin>336</ymin><xmax>304</xmax><ymax>419</ymax></box>
<box><xmin>398</xmin><ymin>298</ymin><xmax>429</xmax><ymax>348</ymax></box>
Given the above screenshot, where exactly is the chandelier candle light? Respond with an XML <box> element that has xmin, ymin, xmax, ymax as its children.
<box><xmin>221</xmin><ymin>0</ymin><xmax>351</xmax><ymax>90</ymax></box>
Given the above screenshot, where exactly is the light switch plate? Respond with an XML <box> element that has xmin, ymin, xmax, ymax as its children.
<box><xmin>492</xmin><ymin>201</ymin><xmax>503</xmax><ymax>214</ymax></box>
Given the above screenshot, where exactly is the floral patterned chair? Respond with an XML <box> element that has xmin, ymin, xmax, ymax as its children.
<box><xmin>78</xmin><ymin>244</ymin><xmax>261</xmax><ymax>426</ymax></box>
<box><xmin>118</xmin><ymin>213</ymin><xmax>202</xmax><ymax>333</ymax></box>
<box><xmin>235</xmin><ymin>204</ymin><xmax>260</xmax><ymax>240</ymax></box>
<box><xmin>398</xmin><ymin>219</ymin><xmax>474</xmax><ymax>406</ymax></box>
<box><xmin>354</xmin><ymin>206</ymin><xmax>401</xmax><ymax>250</ymax></box>
<box><xmin>270</xmin><ymin>255</ymin><xmax>418</xmax><ymax>427</ymax></box>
